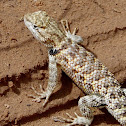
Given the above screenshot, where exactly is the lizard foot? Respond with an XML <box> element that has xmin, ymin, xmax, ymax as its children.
<box><xmin>53</xmin><ymin>112</ymin><xmax>92</xmax><ymax>126</ymax></box>
<box><xmin>61</xmin><ymin>20</ymin><xmax>83</xmax><ymax>44</ymax></box>
<box><xmin>28</xmin><ymin>84</ymin><xmax>50</xmax><ymax>106</ymax></box>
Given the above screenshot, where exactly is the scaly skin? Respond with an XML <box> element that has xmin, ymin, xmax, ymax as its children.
<box><xmin>24</xmin><ymin>11</ymin><xmax>126</xmax><ymax>125</ymax></box>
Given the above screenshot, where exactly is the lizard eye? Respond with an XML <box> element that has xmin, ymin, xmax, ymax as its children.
<box><xmin>33</xmin><ymin>25</ymin><xmax>37</xmax><ymax>29</ymax></box>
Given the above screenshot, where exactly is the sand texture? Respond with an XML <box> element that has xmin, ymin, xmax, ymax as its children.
<box><xmin>0</xmin><ymin>0</ymin><xmax>126</xmax><ymax>126</ymax></box>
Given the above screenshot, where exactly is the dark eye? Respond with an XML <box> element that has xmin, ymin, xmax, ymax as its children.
<box><xmin>33</xmin><ymin>25</ymin><xmax>37</xmax><ymax>29</ymax></box>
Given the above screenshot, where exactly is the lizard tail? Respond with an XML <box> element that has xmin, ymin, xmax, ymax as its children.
<box><xmin>104</xmin><ymin>86</ymin><xmax>126</xmax><ymax>125</ymax></box>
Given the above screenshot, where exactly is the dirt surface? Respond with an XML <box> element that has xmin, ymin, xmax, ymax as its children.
<box><xmin>0</xmin><ymin>0</ymin><xmax>126</xmax><ymax>126</ymax></box>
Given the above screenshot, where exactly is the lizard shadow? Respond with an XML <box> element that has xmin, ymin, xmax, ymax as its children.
<box><xmin>122</xmin><ymin>80</ymin><xmax>126</xmax><ymax>88</ymax></box>
<box><xmin>17</xmin><ymin>69</ymin><xmax>121</xmax><ymax>126</ymax></box>
<box><xmin>92</xmin><ymin>108</ymin><xmax>119</xmax><ymax>125</ymax></box>
<box><xmin>0</xmin><ymin>63</ymin><xmax>48</xmax><ymax>96</ymax></box>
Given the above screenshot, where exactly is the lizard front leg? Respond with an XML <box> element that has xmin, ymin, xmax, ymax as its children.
<box><xmin>28</xmin><ymin>49</ymin><xmax>58</xmax><ymax>106</ymax></box>
<box><xmin>53</xmin><ymin>94</ymin><xmax>106</xmax><ymax>126</ymax></box>
<box><xmin>61</xmin><ymin>20</ymin><xmax>83</xmax><ymax>44</ymax></box>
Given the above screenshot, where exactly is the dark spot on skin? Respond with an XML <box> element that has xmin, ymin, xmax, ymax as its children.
<box><xmin>61</xmin><ymin>43</ymin><xmax>68</xmax><ymax>50</ymax></box>
<box><xmin>98</xmin><ymin>64</ymin><xmax>103</xmax><ymax>70</ymax></box>
<box><xmin>62</xmin><ymin>56</ymin><xmax>68</xmax><ymax>63</ymax></box>
<box><xmin>72</xmin><ymin>69</ymin><xmax>78</xmax><ymax>74</ymax></box>
<box><xmin>69</xmin><ymin>52</ymin><xmax>75</xmax><ymax>57</ymax></box>
<box><xmin>67</xmin><ymin>38</ymin><xmax>72</xmax><ymax>44</ymax></box>
<box><xmin>104</xmin><ymin>84</ymin><xmax>109</xmax><ymax>89</ymax></box>
<box><xmin>115</xmin><ymin>103</ymin><xmax>121</xmax><ymax>109</ymax></box>
<box><xmin>75</xmin><ymin>45</ymin><xmax>79</xmax><ymax>50</ymax></box>
<box><xmin>80</xmin><ymin>75</ymin><xmax>84</xmax><ymax>81</ymax></box>
<box><xmin>49</xmin><ymin>48</ymin><xmax>58</xmax><ymax>55</ymax></box>
<box><xmin>95</xmin><ymin>77</ymin><xmax>100</xmax><ymax>81</ymax></box>
<box><xmin>117</xmin><ymin>90</ymin><xmax>124</xmax><ymax>97</ymax></box>
<box><xmin>122</xmin><ymin>113</ymin><xmax>126</xmax><ymax>117</ymax></box>
<box><xmin>110</xmin><ymin>93</ymin><xmax>116</xmax><ymax>99</ymax></box>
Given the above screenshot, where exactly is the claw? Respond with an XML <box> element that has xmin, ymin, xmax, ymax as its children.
<box><xmin>61</xmin><ymin>20</ymin><xmax>83</xmax><ymax>44</ymax></box>
<box><xmin>53</xmin><ymin>116</ymin><xmax>72</xmax><ymax>123</ymax></box>
<box><xmin>27</xmin><ymin>94</ymin><xmax>36</xmax><ymax>98</ymax></box>
<box><xmin>32</xmin><ymin>97</ymin><xmax>41</xmax><ymax>102</ymax></box>
<box><xmin>66</xmin><ymin>113</ymin><xmax>75</xmax><ymax>120</ymax></box>
<box><xmin>28</xmin><ymin>84</ymin><xmax>48</xmax><ymax>105</ymax></box>
<box><xmin>39</xmin><ymin>84</ymin><xmax>44</xmax><ymax>92</ymax></box>
<box><xmin>42</xmin><ymin>95</ymin><xmax>49</xmax><ymax>107</ymax></box>
<box><xmin>28</xmin><ymin>83</ymin><xmax>53</xmax><ymax>107</ymax></box>
<box><xmin>53</xmin><ymin>116</ymin><xmax>66</xmax><ymax>123</ymax></box>
<box><xmin>74</xmin><ymin>112</ymin><xmax>79</xmax><ymax>117</ymax></box>
<box><xmin>27</xmin><ymin>94</ymin><xmax>42</xmax><ymax>102</ymax></box>
<box><xmin>61</xmin><ymin>20</ymin><xmax>78</xmax><ymax>35</ymax></box>
<box><xmin>72</xmin><ymin>28</ymin><xmax>78</xmax><ymax>35</ymax></box>
<box><xmin>61</xmin><ymin>20</ymin><xmax>70</xmax><ymax>33</ymax></box>
<box><xmin>30</xmin><ymin>84</ymin><xmax>44</xmax><ymax>96</ymax></box>
<box><xmin>53</xmin><ymin>112</ymin><xmax>91</xmax><ymax>126</ymax></box>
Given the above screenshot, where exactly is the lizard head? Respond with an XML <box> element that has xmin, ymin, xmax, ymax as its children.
<box><xmin>24</xmin><ymin>11</ymin><xmax>65</xmax><ymax>48</ymax></box>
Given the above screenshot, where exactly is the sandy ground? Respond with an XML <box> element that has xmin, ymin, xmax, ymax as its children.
<box><xmin>0</xmin><ymin>0</ymin><xmax>126</xmax><ymax>126</ymax></box>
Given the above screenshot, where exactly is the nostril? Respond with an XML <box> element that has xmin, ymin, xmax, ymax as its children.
<box><xmin>40</xmin><ymin>26</ymin><xmax>46</xmax><ymax>29</ymax></box>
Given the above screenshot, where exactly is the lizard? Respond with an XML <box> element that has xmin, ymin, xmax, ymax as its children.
<box><xmin>24</xmin><ymin>11</ymin><xmax>126</xmax><ymax>126</ymax></box>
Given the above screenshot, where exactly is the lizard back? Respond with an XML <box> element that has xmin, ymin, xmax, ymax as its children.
<box><xmin>55</xmin><ymin>41</ymin><xmax>126</xmax><ymax>125</ymax></box>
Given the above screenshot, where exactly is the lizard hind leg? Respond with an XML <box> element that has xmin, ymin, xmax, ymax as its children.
<box><xmin>53</xmin><ymin>94</ymin><xmax>106</xmax><ymax>125</ymax></box>
<box><xmin>61</xmin><ymin>20</ymin><xmax>83</xmax><ymax>44</ymax></box>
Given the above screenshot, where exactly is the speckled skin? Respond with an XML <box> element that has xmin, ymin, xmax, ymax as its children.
<box><xmin>56</xmin><ymin>40</ymin><xmax>126</xmax><ymax>125</ymax></box>
<box><xmin>24</xmin><ymin>11</ymin><xmax>126</xmax><ymax>125</ymax></box>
